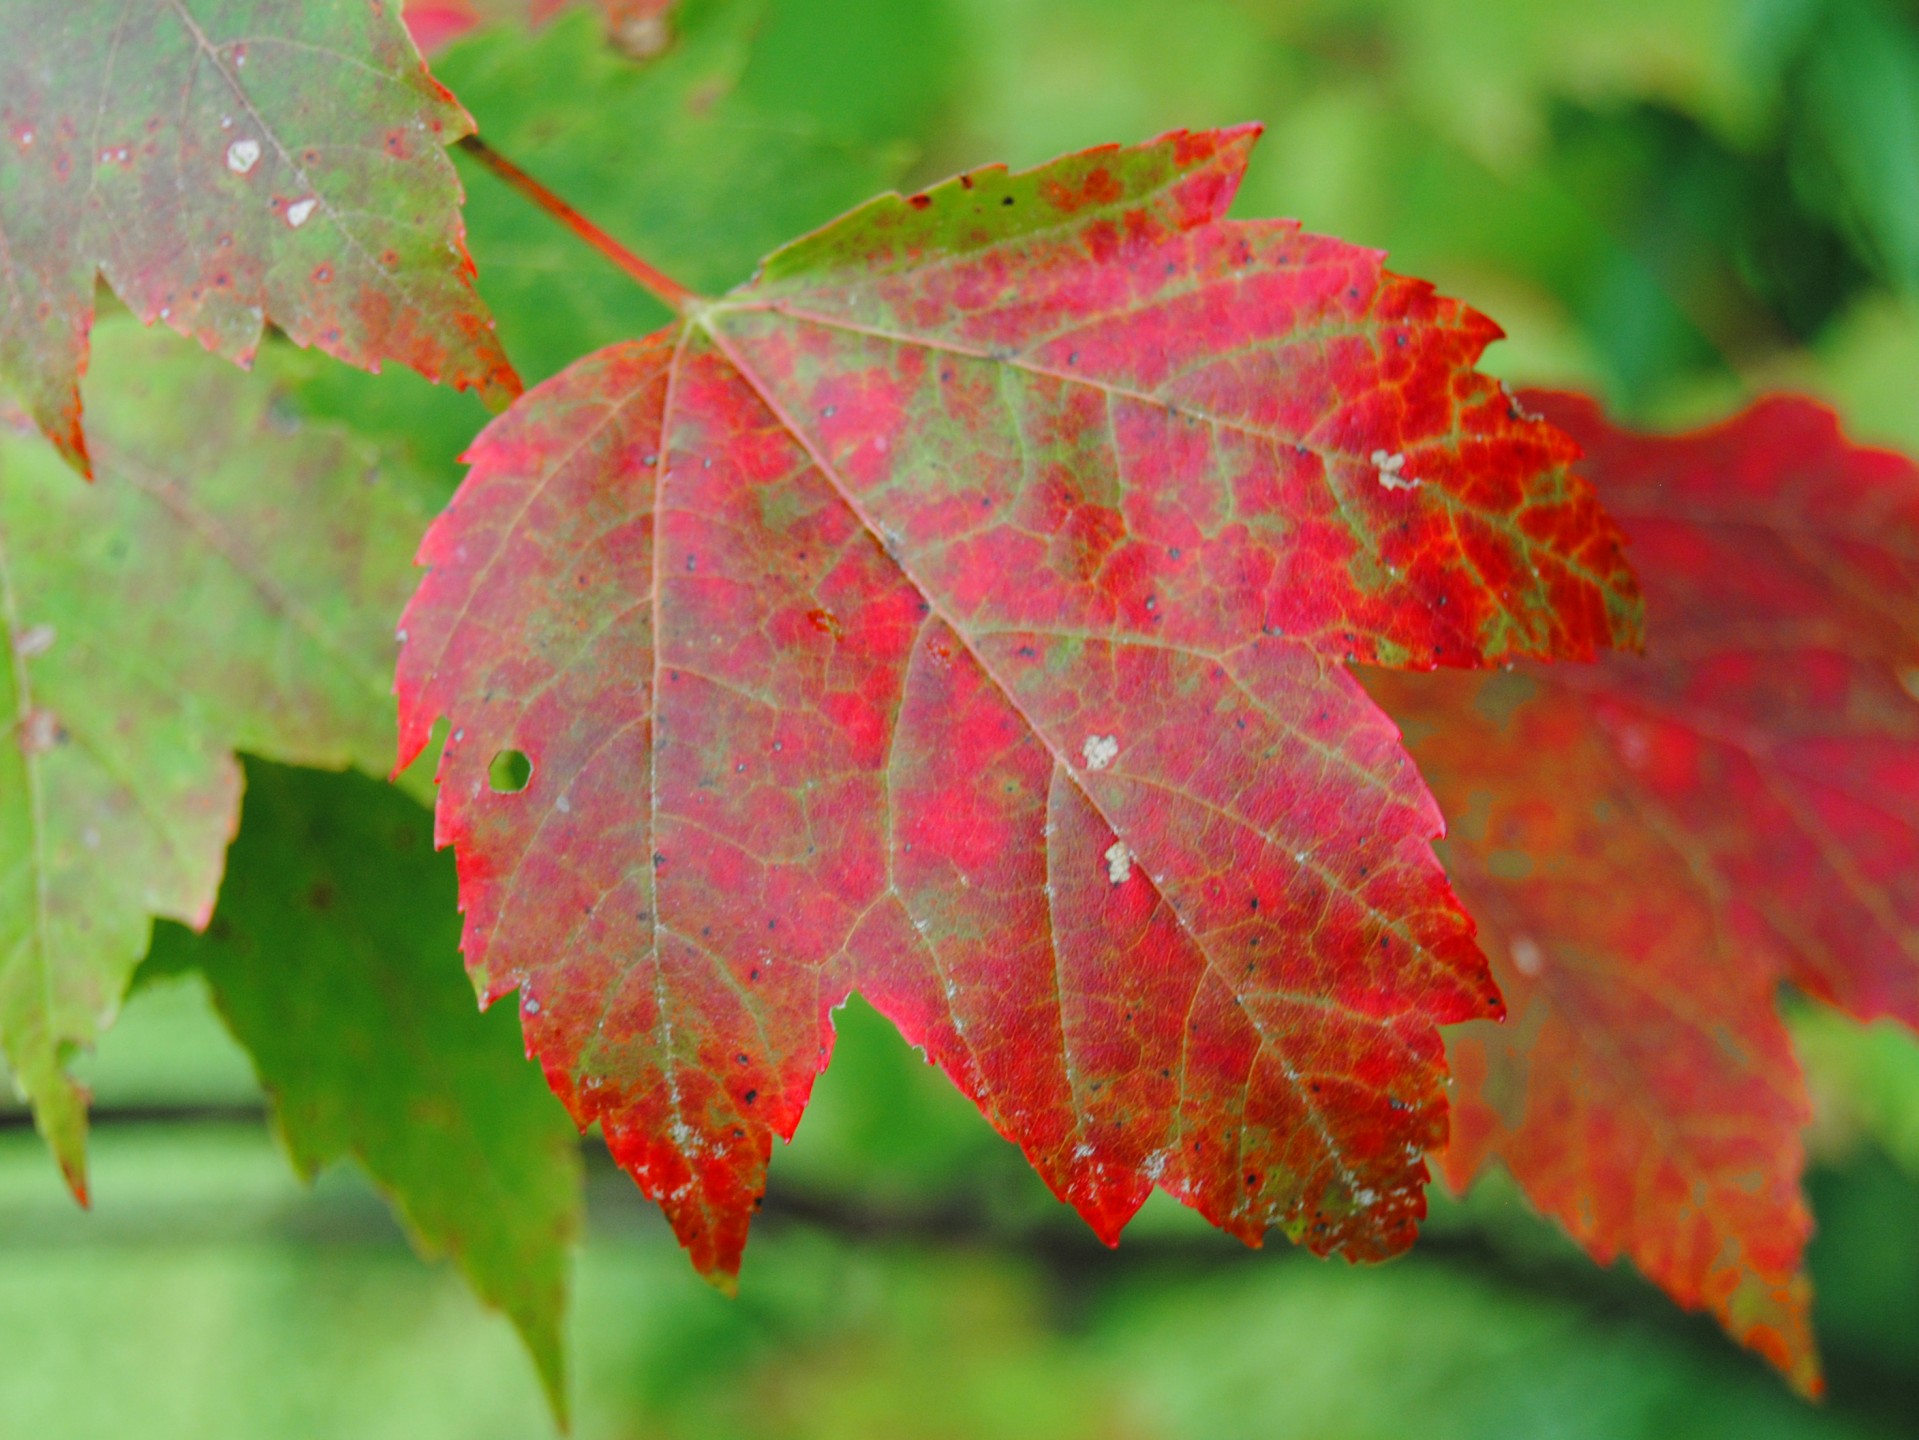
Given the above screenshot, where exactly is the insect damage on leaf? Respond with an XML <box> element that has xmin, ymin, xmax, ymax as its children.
<box><xmin>1369</xmin><ymin>391</ymin><xmax>1919</xmax><ymax>1398</ymax></box>
<box><xmin>0</xmin><ymin>0</ymin><xmax>518</xmax><ymax>475</ymax></box>
<box><xmin>0</xmin><ymin>321</ymin><xmax>436</xmax><ymax>1200</ymax></box>
<box><xmin>396</xmin><ymin>127</ymin><xmax>1642</xmax><ymax>1281</ymax></box>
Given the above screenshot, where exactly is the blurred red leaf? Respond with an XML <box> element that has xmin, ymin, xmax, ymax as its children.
<box><xmin>1372</xmin><ymin>391</ymin><xmax>1919</xmax><ymax>1397</ymax></box>
<box><xmin>404</xmin><ymin>0</ymin><xmax>677</xmax><ymax>57</ymax></box>
<box><xmin>397</xmin><ymin>129</ymin><xmax>1640</xmax><ymax>1280</ymax></box>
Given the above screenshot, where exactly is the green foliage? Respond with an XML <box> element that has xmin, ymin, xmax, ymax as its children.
<box><xmin>0</xmin><ymin>322</ymin><xmax>438</xmax><ymax>1192</ymax></box>
<box><xmin>145</xmin><ymin>763</ymin><xmax>583</xmax><ymax>1412</ymax></box>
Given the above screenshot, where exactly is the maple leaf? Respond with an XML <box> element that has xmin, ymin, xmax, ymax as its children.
<box><xmin>1368</xmin><ymin>391</ymin><xmax>1919</xmax><ymax>1396</ymax></box>
<box><xmin>145</xmin><ymin>762</ymin><xmax>583</xmax><ymax>1418</ymax></box>
<box><xmin>0</xmin><ymin>0</ymin><xmax>518</xmax><ymax>476</ymax></box>
<box><xmin>0</xmin><ymin>321</ymin><xmax>438</xmax><ymax>1198</ymax></box>
<box><xmin>396</xmin><ymin>127</ymin><xmax>1641</xmax><ymax>1280</ymax></box>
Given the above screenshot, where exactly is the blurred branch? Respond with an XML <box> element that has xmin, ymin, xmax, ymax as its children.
<box><xmin>6</xmin><ymin>1102</ymin><xmax>1918</xmax><ymax>1428</ymax></box>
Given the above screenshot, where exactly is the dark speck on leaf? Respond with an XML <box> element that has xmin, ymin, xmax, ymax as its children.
<box><xmin>1002</xmin><ymin>195</ymin><xmax>1015</xmax><ymax>206</ymax></box>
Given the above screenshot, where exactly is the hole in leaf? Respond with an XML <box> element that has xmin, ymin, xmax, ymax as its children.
<box><xmin>489</xmin><ymin>748</ymin><xmax>532</xmax><ymax>793</ymax></box>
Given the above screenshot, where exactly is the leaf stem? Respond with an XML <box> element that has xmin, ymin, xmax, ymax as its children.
<box><xmin>456</xmin><ymin>135</ymin><xmax>702</xmax><ymax>313</ymax></box>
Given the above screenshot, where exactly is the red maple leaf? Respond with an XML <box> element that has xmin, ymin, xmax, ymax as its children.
<box><xmin>0</xmin><ymin>0</ymin><xmax>518</xmax><ymax>474</ymax></box>
<box><xmin>396</xmin><ymin>129</ymin><xmax>1640</xmax><ymax>1280</ymax></box>
<box><xmin>1370</xmin><ymin>391</ymin><xmax>1919</xmax><ymax>1397</ymax></box>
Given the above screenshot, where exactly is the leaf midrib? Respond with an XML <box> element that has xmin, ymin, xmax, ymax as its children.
<box><xmin>695</xmin><ymin>313</ymin><xmax>1379</xmax><ymax>1211</ymax></box>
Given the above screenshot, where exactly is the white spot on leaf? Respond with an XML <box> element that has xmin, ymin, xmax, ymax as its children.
<box><xmin>1372</xmin><ymin>449</ymin><xmax>1420</xmax><ymax>492</ymax></box>
<box><xmin>285</xmin><ymin>197</ymin><xmax>317</xmax><ymax>228</ymax></box>
<box><xmin>226</xmin><ymin>138</ymin><xmax>260</xmax><ymax>175</ymax></box>
<box><xmin>14</xmin><ymin>624</ymin><xmax>54</xmax><ymax>658</ymax></box>
<box><xmin>1082</xmin><ymin>734</ymin><xmax>1119</xmax><ymax>771</ymax></box>
<box><xmin>1510</xmin><ymin>935</ymin><xmax>1544</xmax><ymax>977</ymax></box>
<box><xmin>18</xmin><ymin>708</ymin><xmax>61</xmax><ymax>755</ymax></box>
<box><xmin>1105</xmin><ymin>840</ymin><xmax>1133</xmax><ymax>885</ymax></box>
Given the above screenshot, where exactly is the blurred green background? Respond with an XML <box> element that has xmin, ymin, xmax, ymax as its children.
<box><xmin>7</xmin><ymin>0</ymin><xmax>1919</xmax><ymax>1434</ymax></box>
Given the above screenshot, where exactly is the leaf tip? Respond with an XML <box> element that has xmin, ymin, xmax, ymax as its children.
<box><xmin>32</xmin><ymin>1074</ymin><xmax>94</xmax><ymax>1208</ymax></box>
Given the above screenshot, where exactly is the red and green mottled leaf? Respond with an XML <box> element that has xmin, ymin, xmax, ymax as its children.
<box><xmin>1370</xmin><ymin>391</ymin><xmax>1919</xmax><ymax>1396</ymax></box>
<box><xmin>0</xmin><ymin>0</ymin><xmax>518</xmax><ymax>475</ymax></box>
<box><xmin>145</xmin><ymin>762</ymin><xmax>583</xmax><ymax>1419</ymax></box>
<box><xmin>0</xmin><ymin>321</ymin><xmax>435</xmax><ymax>1197</ymax></box>
<box><xmin>397</xmin><ymin>128</ymin><xmax>1641</xmax><ymax>1280</ymax></box>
